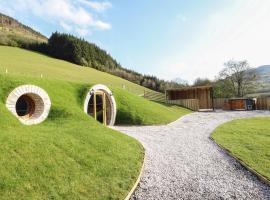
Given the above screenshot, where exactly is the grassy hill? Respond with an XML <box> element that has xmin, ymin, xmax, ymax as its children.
<box><xmin>246</xmin><ymin>65</ymin><xmax>270</xmax><ymax>97</ymax></box>
<box><xmin>0</xmin><ymin>74</ymin><xmax>145</xmax><ymax>199</ymax></box>
<box><xmin>0</xmin><ymin>12</ymin><xmax>184</xmax><ymax>93</ymax></box>
<box><xmin>256</xmin><ymin>65</ymin><xmax>270</xmax><ymax>76</ymax></box>
<box><xmin>256</xmin><ymin>65</ymin><xmax>270</xmax><ymax>91</ymax></box>
<box><xmin>0</xmin><ymin>46</ymin><xmax>191</xmax><ymax>125</ymax></box>
<box><xmin>0</xmin><ymin>46</ymin><xmax>151</xmax><ymax>95</ymax></box>
<box><xmin>0</xmin><ymin>13</ymin><xmax>47</xmax><ymax>46</ymax></box>
<box><xmin>0</xmin><ymin>46</ymin><xmax>190</xmax><ymax>199</ymax></box>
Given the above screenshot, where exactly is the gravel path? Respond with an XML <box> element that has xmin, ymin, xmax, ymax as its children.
<box><xmin>114</xmin><ymin>110</ymin><xmax>270</xmax><ymax>200</ymax></box>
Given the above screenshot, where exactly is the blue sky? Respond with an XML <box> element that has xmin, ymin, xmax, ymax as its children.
<box><xmin>1</xmin><ymin>0</ymin><xmax>270</xmax><ymax>83</ymax></box>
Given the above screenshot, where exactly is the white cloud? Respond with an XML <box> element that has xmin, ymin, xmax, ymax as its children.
<box><xmin>78</xmin><ymin>0</ymin><xmax>112</xmax><ymax>12</ymax></box>
<box><xmin>0</xmin><ymin>0</ymin><xmax>111</xmax><ymax>36</ymax></box>
<box><xmin>94</xmin><ymin>20</ymin><xmax>111</xmax><ymax>30</ymax></box>
<box><xmin>60</xmin><ymin>21</ymin><xmax>72</xmax><ymax>32</ymax></box>
<box><xmin>76</xmin><ymin>28</ymin><xmax>90</xmax><ymax>36</ymax></box>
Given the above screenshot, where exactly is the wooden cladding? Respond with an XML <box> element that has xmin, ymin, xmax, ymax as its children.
<box><xmin>166</xmin><ymin>99</ymin><xmax>199</xmax><ymax>111</ymax></box>
<box><xmin>256</xmin><ymin>97</ymin><xmax>270</xmax><ymax>110</ymax></box>
<box><xmin>220</xmin><ymin>98</ymin><xmax>255</xmax><ymax>111</ymax></box>
<box><xmin>229</xmin><ymin>99</ymin><xmax>246</xmax><ymax>110</ymax></box>
<box><xmin>165</xmin><ymin>86</ymin><xmax>270</xmax><ymax>111</ymax></box>
<box><xmin>166</xmin><ymin>86</ymin><xmax>214</xmax><ymax>110</ymax></box>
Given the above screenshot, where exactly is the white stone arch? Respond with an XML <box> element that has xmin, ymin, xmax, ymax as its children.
<box><xmin>6</xmin><ymin>85</ymin><xmax>51</xmax><ymax>125</ymax></box>
<box><xmin>84</xmin><ymin>84</ymin><xmax>117</xmax><ymax>126</ymax></box>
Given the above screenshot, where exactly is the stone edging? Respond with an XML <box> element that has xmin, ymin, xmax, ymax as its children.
<box><xmin>210</xmin><ymin>136</ymin><xmax>270</xmax><ymax>187</ymax></box>
<box><xmin>124</xmin><ymin>150</ymin><xmax>145</xmax><ymax>200</ymax></box>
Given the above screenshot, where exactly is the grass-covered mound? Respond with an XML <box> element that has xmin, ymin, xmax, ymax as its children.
<box><xmin>0</xmin><ymin>75</ymin><xmax>145</xmax><ymax>199</ymax></box>
<box><xmin>114</xmin><ymin>88</ymin><xmax>190</xmax><ymax>125</ymax></box>
<box><xmin>212</xmin><ymin>117</ymin><xmax>270</xmax><ymax>181</ymax></box>
<box><xmin>0</xmin><ymin>46</ymin><xmax>154</xmax><ymax>95</ymax></box>
<box><xmin>0</xmin><ymin>73</ymin><xmax>190</xmax><ymax>199</ymax></box>
<box><xmin>0</xmin><ymin>45</ymin><xmax>191</xmax><ymax>125</ymax></box>
<box><xmin>0</xmin><ymin>45</ymin><xmax>191</xmax><ymax>199</ymax></box>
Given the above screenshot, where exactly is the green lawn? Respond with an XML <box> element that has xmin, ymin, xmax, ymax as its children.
<box><xmin>0</xmin><ymin>58</ymin><xmax>190</xmax><ymax>198</ymax></box>
<box><xmin>0</xmin><ymin>75</ymin><xmax>145</xmax><ymax>199</ymax></box>
<box><xmin>0</xmin><ymin>45</ymin><xmax>155</xmax><ymax>95</ymax></box>
<box><xmin>212</xmin><ymin>117</ymin><xmax>270</xmax><ymax>181</ymax></box>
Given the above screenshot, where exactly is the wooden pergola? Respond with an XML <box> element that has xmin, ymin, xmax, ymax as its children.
<box><xmin>165</xmin><ymin>86</ymin><xmax>214</xmax><ymax>110</ymax></box>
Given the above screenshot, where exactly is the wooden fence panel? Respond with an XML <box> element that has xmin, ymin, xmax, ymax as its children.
<box><xmin>256</xmin><ymin>97</ymin><xmax>270</xmax><ymax>110</ymax></box>
<box><xmin>213</xmin><ymin>98</ymin><xmax>227</xmax><ymax>109</ymax></box>
<box><xmin>166</xmin><ymin>99</ymin><xmax>199</xmax><ymax>111</ymax></box>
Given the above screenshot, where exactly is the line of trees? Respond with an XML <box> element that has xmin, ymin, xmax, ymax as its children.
<box><xmin>193</xmin><ymin>60</ymin><xmax>258</xmax><ymax>98</ymax></box>
<box><xmin>24</xmin><ymin>32</ymin><xmax>184</xmax><ymax>92</ymax></box>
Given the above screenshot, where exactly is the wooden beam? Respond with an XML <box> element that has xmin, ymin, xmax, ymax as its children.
<box><xmin>93</xmin><ymin>93</ymin><xmax>97</xmax><ymax>120</ymax></box>
<box><xmin>103</xmin><ymin>93</ymin><xmax>107</xmax><ymax>126</ymax></box>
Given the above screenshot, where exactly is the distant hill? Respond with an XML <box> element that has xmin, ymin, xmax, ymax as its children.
<box><xmin>255</xmin><ymin>65</ymin><xmax>270</xmax><ymax>90</ymax></box>
<box><xmin>0</xmin><ymin>13</ymin><xmax>47</xmax><ymax>46</ymax></box>
<box><xmin>246</xmin><ymin>65</ymin><xmax>270</xmax><ymax>97</ymax></box>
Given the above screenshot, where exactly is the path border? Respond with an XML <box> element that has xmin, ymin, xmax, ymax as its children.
<box><xmin>210</xmin><ymin>136</ymin><xmax>270</xmax><ymax>187</ymax></box>
<box><xmin>124</xmin><ymin>149</ymin><xmax>145</xmax><ymax>200</ymax></box>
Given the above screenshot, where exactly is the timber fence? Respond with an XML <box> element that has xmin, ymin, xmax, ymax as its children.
<box><xmin>213</xmin><ymin>98</ymin><xmax>227</xmax><ymax>109</ymax></box>
<box><xmin>256</xmin><ymin>97</ymin><xmax>270</xmax><ymax>110</ymax></box>
<box><xmin>166</xmin><ymin>99</ymin><xmax>199</xmax><ymax>111</ymax></box>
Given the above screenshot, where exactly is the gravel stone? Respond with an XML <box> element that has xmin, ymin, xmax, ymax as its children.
<box><xmin>113</xmin><ymin>110</ymin><xmax>270</xmax><ymax>200</ymax></box>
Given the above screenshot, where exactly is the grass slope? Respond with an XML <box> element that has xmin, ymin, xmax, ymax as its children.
<box><xmin>0</xmin><ymin>74</ymin><xmax>144</xmax><ymax>199</ymax></box>
<box><xmin>0</xmin><ymin>46</ymin><xmax>191</xmax><ymax>199</ymax></box>
<box><xmin>0</xmin><ymin>46</ymin><xmax>154</xmax><ymax>95</ymax></box>
<box><xmin>114</xmin><ymin>88</ymin><xmax>190</xmax><ymax>125</ymax></box>
<box><xmin>212</xmin><ymin>117</ymin><xmax>270</xmax><ymax>181</ymax></box>
<box><xmin>0</xmin><ymin>45</ymin><xmax>191</xmax><ymax>125</ymax></box>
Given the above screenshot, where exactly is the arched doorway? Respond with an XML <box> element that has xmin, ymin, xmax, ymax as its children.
<box><xmin>84</xmin><ymin>84</ymin><xmax>116</xmax><ymax>126</ymax></box>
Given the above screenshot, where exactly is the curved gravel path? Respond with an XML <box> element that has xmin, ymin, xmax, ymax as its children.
<box><xmin>114</xmin><ymin>110</ymin><xmax>270</xmax><ymax>200</ymax></box>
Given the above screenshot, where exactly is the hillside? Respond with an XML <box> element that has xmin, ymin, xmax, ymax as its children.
<box><xmin>0</xmin><ymin>46</ymin><xmax>191</xmax><ymax>199</ymax></box>
<box><xmin>0</xmin><ymin>46</ymin><xmax>191</xmax><ymax>124</ymax></box>
<box><xmin>246</xmin><ymin>65</ymin><xmax>270</xmax><ymax>97</ymax></box>
<box><xmin>0</xmin><ymin>46</ymin><xmax>149</xmax><ymax>95</ymax></box>
<box><xmin>0</xmin><ymin>13</ymin><xmax>185</xmax><ymax>93</ymax></box>
<box><xmin>256</xmin><ymin>65</ymin><xmax>270</xmax><ymax>90</ymax></box>
<box><xmin>27</xmin><ymin>32</ymin><xmax>184</xmax><ymax>92</ymax></box>
<box><xmin>0</xmin><ymin>13</ymin><xmax>47</xmax><ymax>46</ymax></box>
<box><xmin>0</xmin><ymin>74</ymin><xmax>145</xmax><ymax>199</ymax></box>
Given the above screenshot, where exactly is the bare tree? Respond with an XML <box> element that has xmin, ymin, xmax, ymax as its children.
<box><xmin>219</xmin><ymin>60</ymin><xmax>257</xmax><ymax>97</ymax></box>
